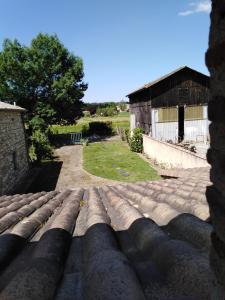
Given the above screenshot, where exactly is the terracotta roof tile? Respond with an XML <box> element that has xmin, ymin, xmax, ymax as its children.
<box><xmin>0</xmin><ymin>175</ymin><xmax>212</xmax><ymax>299</ymax></box>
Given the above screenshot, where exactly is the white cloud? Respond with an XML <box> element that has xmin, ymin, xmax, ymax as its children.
<box><xmin>178</xmin><ymin>0</ymin><xmax>211</xmax><ymax>16</ymax></box>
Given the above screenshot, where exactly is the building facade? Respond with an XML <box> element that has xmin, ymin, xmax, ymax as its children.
<box><xmin>0</xmin><ymin>102</ymin><xmax>29</xmax><ymax>195</ymax></box>
<box><xmin>128</xmin><ymin>66</ymin><xmax>210</xmax><ymax>143</ymax></box>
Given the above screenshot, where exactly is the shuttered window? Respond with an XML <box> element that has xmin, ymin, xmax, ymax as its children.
<box><xmin>185</xmin><ymin>106</ymin><xmax>203</xmax><ymax>120</ymax></box>
<box><xmin>158</xmin><ymin>107</ymin><xmax>178</xmax><ymax>122</ymax></box>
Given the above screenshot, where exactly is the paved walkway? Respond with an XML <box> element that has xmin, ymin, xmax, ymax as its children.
<box><xmin>55</xmin><ymin>145</ymin><xmax>118</xmax><ymax>191</ymax></box>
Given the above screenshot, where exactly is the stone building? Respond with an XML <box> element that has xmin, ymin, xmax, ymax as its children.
<box><xmin>0</xmin><ymin>101</ymin><xmax>29</xmax><ymax>195</ymax></box>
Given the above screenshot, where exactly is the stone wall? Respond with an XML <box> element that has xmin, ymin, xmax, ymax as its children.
<box><xmin>206</xmin><ymin>0</ymin><xmax>225</xmax><ymax>297</ymax></box>
<box><xmin>0</xmin><ymin>111</ymin><xmax>29</xmax><ymax>195</ymax></box>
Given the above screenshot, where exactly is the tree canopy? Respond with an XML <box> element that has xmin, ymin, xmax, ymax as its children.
<box><xmin>118</xmin><ymin>101</ymin><xmax>128</xmax><ymax>111</ymax></box>
<box><xmin>0</xmin><ymin>33</ymin><xmax>87</xmax><ymax>125</ymax></box>
<box><xmin>83</xmin><ymin>102</ymin><xmax>118</xmax><ymax>115</ymax></box>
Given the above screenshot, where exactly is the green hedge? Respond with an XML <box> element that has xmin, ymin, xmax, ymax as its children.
<box><xmin>88</xmin><ymin>121</ymin><xmax>113</xmax><ymax>136</ymax></box>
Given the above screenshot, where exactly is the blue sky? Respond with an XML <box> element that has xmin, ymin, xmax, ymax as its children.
<box><xmin>0</xmin><ymin>0</ymin><xmax>211</xmax><ymax>103</ymax></box>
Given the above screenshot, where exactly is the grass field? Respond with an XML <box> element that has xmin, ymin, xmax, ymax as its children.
<box><xmin>50</xmin><ymin>112</ymin><xmax>130</xmax><ymax>134</ymax></box>
<box><xmin>83</xmin><ymin>140</ymin><xmax>160</xmax><ymax>182</ymax></box>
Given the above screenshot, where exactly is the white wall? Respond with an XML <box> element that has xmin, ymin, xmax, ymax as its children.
<box><xmin>151</xmin><ymin>105</ymin><xmax>209</xmax><ymax>143</ymax></box>
<box><xmin>143</xmin><ymin>135</ymin><xmax>209</xmax><ymax>169</ymax></box>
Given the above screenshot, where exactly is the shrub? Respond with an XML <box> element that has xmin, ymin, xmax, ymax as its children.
<box><xmin>80</xmin><ymin>138</ymin><xmax>89</xmax><ymax>146</ymax></box>
<box><xmin>130</xmin><ymin>128</ymin><xmax>143</xmax><ymax>153</ymax></box>
<box><xmin>117</xmin><ymin>127</ymin><xmax>131</xmax><ymax>144</ymax></box>
<box><xmin>29</xmin><ymin>144</ymin><xmax>37</xmax><ymax>162</ymax></box>
<box><xmin>125</xmin><ymin>128</ymin><xmax>131</xmax><ymax>144</ymax></box>
<box><xmin>105</xmin><ymin>106</ymin><xmax>117</xmax><ymax>116</ymax></box>
<box><xmin>117</xmin><ymin>127</ymin><xmax>125</xmax><ymax>140</ymax></box>
<box><xmin>118</xmin><ymin>127</ymin><xmax>130</xmax><ymax>143</ymax></box>
<box><xmin>81</xmin><ymin>124</ymin><xmax>89</xmax><ymax>136</ymax></box>
<box><xmin>120</xmin><ymin>128</ymin><xmax>126</xmax><ymax>141</ymax></box>
<box><xmin>96</xmin><ymin>107</ymin><xmax>105</xmax><ymax>116</ymax></box>
<box><xmin>29</xmin><ymin>130</ymin><xmax>53</xmax><ymax>162</ymax></box>
<box><xmin>29</xmin><ymin>116</ymin><xmax>48</xmax><ymax>132</ymax></box>
<box><xmin>83</xmin><ymin>111</ymin><xmax>91</xmax><ymax>117</ymax></box>
<box><xmin>88</xmin><ymin>121</ymin><xmax>113</xmax><ymax>136</ymax></box>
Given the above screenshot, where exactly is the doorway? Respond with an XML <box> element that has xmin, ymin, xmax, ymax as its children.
<box><xmin>178</xmin><ymin>106</ymin><xmax>184</xmax><ymax>142</ymax></box>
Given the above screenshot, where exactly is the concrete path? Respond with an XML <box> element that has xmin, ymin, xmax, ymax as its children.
<box><xmin>55</xmin><ymin>145</ymin><xmax>118</xmax><ymax>191</ymax></box>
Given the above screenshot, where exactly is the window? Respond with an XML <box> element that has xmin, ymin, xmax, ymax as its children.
<box><xmin>12</xmin><ymin>151</ymin><xmax>18</xmax><ymax>170</ymax></box>
<box><xmin>158</xmin><ymin>107</ymin><xmax>178</xmax><ymax>122</ymax></box>
<box><xmin>185</xmin><ymin>105</ymin><xmax>203</xmax><ymax>120</ymax></box>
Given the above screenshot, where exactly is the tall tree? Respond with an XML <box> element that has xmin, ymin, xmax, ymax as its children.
<box><xmin>0</xmin><ymin>33</ymin><xmax>87</xmax><ymax>125</ymax></box>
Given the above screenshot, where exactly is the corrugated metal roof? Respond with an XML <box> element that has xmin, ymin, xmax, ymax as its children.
<box><xmin>0</xmin><ymin>168</ymin><xmax>213</xmax><ymax>299</ymax></box>
<box><xmin>127</xmin><ymin>66</ymin><xmax>209</xmax><ymax>97</ymax></box>
<box><xmin>0</xmin><ymin>101</ymin><xmax>25</xmax><ymax>111</ymax></box>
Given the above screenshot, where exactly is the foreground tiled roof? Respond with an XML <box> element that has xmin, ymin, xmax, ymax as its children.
<box><xmin>159</xmin><ymin>166</ymin><xmax>210</xmax><ymax>180</ymax></box>
<box><xmin>0</xmin><ymin>175</ymin><xmax>212</xmax><ymax>299</ymax></box>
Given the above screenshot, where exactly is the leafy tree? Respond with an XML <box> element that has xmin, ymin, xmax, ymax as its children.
<box><xmin>0</xmin><ymin>33</ymin><xmax>87</xmax><ymax>126</ymax></box>
<box><xmin>96</xmin><ymin>103</ymin><xmax>118</xmax><ymax>117</ymax></box>
<box><xmin>101</xmin><ymin>102</ymin><xmax>117</xmax><ymax>109</ymax></box>
<box><xmin>83</xmin><ymin>102</ymin><xmax>118</xmax><ymax>115</ymax></box>
<box><xmin>83</xmin><ymin>103</ymin><xmax>99</xmax><ymax>115</ymax></box>
<box><xmin>0</xmin><ymin>33</ymin><xmax>87</xmax><ymax>162</ymax></box>
<box><xmin>118</xmin><ymin>101</ymin><xmax>127</xmax><ymax>111</ymax></box>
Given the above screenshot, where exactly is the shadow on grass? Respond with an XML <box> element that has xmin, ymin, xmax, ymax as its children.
<box><xmin>27</xmin><ymin>160</ymin><xmax>63</xmax><ymax>193</ymax></box>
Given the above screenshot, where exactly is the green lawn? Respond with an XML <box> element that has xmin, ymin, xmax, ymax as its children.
<box><xmin>50</xmin><ymin>112</ymin><xmax>130</xmax><ymax>134</ymax></box>
<box><xmin>83</xmin><ymin>140</ymin><xmax>161</xmax><ymax>182</ymax></box>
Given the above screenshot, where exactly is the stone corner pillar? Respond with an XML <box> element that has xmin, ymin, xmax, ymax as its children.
<box><xmin>206</xmin><ymin>0</ymin><xmax>225</xmax><ymax>297</ymax></box>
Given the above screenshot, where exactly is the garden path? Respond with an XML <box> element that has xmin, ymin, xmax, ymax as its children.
<box><xmin>55</xmin><ymin>145</ymin><xmax>118</xmax><ymax>190</ymax></box>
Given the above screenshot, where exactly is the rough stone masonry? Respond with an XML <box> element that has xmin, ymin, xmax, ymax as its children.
<box><xmin>0</xmin><ymin>102</ymin><xmax>29</xmax><ymax>195</ymax></box>
<box><xmin>206</xmin><ymin>0</ymin><xmax>225</xmax><ymax>298</ymax></box>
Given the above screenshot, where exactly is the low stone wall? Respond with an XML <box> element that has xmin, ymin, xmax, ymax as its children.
<box><xmin>0</xmin><ymin>111</ymin><xmax>29</xmax><ymax>195</ymax></box>
<box><xmin>143</xmin><ymin>135</ymin><xmax>209</xmax><ymax>169</ymax></box>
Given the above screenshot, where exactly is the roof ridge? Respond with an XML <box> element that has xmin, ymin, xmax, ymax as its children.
<box><xmin>0</xmin><ymin>101</ymin><xmax>25</xmax><ymax>111</ymax></box>
<box><xmin>127</xmin><ymin>66</ymin><xmax>209</xmax><ymax>97</ymax></box>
